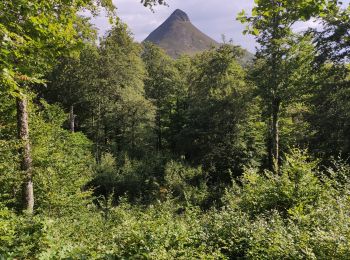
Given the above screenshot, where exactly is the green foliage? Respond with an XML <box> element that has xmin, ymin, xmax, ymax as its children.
<box><xmin>46</xmin><ymin>22</ymin><xmax>155</xmax><ymax>158</ymax></box>
<box><xmin>314</xmin><ymin>1</ymin><xmax>350</xmax><ymax>63</ymax></box>
<box><xmin>42</xmin><ymin>23</ymin><xmax>156</xmax><ymax>161</ymax></box>
<box><xmin>308</xmin><ymin>65</ymin><xmax>350</xmax><ymax>159</ymax></box>
<box><xmin>141</xmin><ymin>0</ymin><xmax>168</xmax><ymax>9</ymax></box>
<box><xmin>238</xmin><ymin>0</ymin><xmax>328</xmax><ymax>36</ymax></box>
<box><xmin>178</xmin><ymin>45</ymin><xmax>261</xmax><ymax>182</ymax></box>
<box><xmin>252</xmin><ymin>35</ymin><xmax>315</xmax><ymax>106</ymax></box>
<box><xmin>0</xmin><ymin>93</ymin><xmax>21</xmax><ymax>207</ymax></box>
<box><xmin>91</xmin><ymin>153</ymin><xmax>168</xmax><ymax>204</ymax></box>
<box><xmin>0</xmin><ymin>205</ymin><xmax>46</xmax><ymax>258</ymax></box>
<box><xmin>0</xmin><ymin>93</ymin><xmax>94</xmax><ymax>215</ymax></box>
<box><xmin>0</xmin><ymin>0</ymin><xmax>115</xmax><ymax>96</ymax></box>
<box><xmin>2</xmin><ymin>0</ymin><xmax>350</xmax><ymax>258</ymax></box>
<box><xmin>164</xmin><ymin>161</ymin><xmax>209</xmax><ymax>207</ymax></box>
<box><xmin>25</xmin><ymin>202</ymin><xmax>223</xmax><ymax>259</ymax></box>
<box><xmin>0</xmin><ymin>139</ymin><xmax>20</xmax><ymax>207</ymax></box>
<box><xmin>239</xmin><ymin>0</ymin><xmax>321</xmax><ymax>171</ymax></box>
<box><xmin>233</xmin><ymin>150</ymin><xmax>325</xmax><ymax>217</ymax></box>
<box><xmin>0</xmin><ymin>206</ymin><xmax>16</xmax><ymax>254</ymax></box>
<box><xmin>2</xmin><ymin>149</ymin><xmax>350</xmax><ymax>259</ymax></box>
<box><xmin>142</xmin><ymin>42</ymin><xmax>181</xmax><ymax>151</ymax></box>
<box><xmin>30</xmin><ymin>101</ymin><xmax>94</xmax><ymax>216</ymax></box>
<box><xmin>205</xmin><ymin>149</ymin><xmax>350</xmax><ymax>258</ymax></box>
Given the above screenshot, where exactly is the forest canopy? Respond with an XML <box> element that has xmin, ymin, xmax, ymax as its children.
<box><xmin>1</xmin><ymin>0</ymin><xmax>350</xmax><ymax>258</ymax></box>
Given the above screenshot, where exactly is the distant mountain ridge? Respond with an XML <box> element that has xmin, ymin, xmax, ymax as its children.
<box><xmin>144</xmin><ymin>9</ymin><xmax>219</xmax><ymax>58</ymax></box>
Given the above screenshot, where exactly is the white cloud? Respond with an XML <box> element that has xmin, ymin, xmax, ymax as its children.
<box><xmin>90</xmin><ymin>0</ymin><xmax>350</xmax><ymax>53</ymax></box>
<box><xmin>89</xmin><ymin>0</ymin><xmax>256</xmax><ymax>52</ymax></box>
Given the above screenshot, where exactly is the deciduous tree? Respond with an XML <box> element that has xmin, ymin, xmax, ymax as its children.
<box><xmin>238</xmin><ymin>0</ymin><xmax>327</xmax><ymax>172</ymax></box>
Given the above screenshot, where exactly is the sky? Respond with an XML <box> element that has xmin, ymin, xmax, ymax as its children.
<box><xmin>91</xmin><ymin>0</ymin><xmax>350</xmax><ymax>53</ymax></box>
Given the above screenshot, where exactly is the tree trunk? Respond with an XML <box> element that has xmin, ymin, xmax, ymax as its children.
<box><xmin>131</xmin><ymin>119</ymin><xmax>136</xmax><ymax>156</ymax></box>
<box><xmin>17</xmin><ymin>96</ymin><xmax>34</xmax><ymax>214</ymax></box>
<box><xmin>104</xmin><ymin>124</ymin><xmax>108</xmax><ymax>145</ymax></box>
<box><xmin>271</xmin><ymin>99</ymin><xmax>280</xmax><ymax>174</ymax></box>
<box><xmin>95</xmin><ymin>101</ymin><xmax>102</xmax><ymax>164</ymax></box>
<box><xmin>156</xmin><ymin>111</ymin><xmax>162</xmax><ymax>151</ymax></box>
<box><xmin>69</xmin><ymin>105</ymin><xmax>75</xmax><ymax>133</ymax></box>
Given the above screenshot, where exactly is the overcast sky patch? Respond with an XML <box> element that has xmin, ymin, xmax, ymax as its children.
<box><xmin>91</xmin><ymin>0</ymin><xmax>350</xmax><ymax>53</ymax></box>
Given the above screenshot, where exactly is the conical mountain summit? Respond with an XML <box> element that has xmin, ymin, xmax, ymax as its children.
<box><xmin>144</xmin><ymin>9</ymin><xmax>219</xmax><ymax>58</ymax></box>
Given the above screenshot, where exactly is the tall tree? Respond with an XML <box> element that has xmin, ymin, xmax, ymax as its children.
<box><xmin>45</xmin><ymin>55</ymin><xmax>83</xmax><ymax>133</ymax></box>
<box><xmin>308</xmin><ymin>64</ymin><xmax>350</xmax><ymax>158</ymax></box>
<box><xmin>308</xmin><ymin>1</ymin><xmax>350</xmax><ymax>159</ymax></box>
<box><xmin>179</xmin><ymin>45</ymin><xmax>255</xmax><ymax>183</ymax></box>
<box><xmin>80</xmin><ymin>22</ymin><xmax>154</xmax><ymax>159</ymax></box>
<box><xmin>142</xmin><ymin>42</ymin><xmax>180</xmax><ymax>151</ymax></box>
<box><xmin>238</xmin><ymin>0</ymin><xmax>327</xmax><ymax>172</ymax></box>
<box><xmin>0</xmin><ymin>0</ymin><xmax>115</xmax><ymax>213</ymax></box>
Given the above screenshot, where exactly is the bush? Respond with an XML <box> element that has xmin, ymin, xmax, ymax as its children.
<box><xmin>232</xmin><ymin>150</ymin><xmax>327</xmax><ymax>218</ymax></box>
<box><xmin>0</xmin><ymin>206</ymin><xmax>45</xmax><ymax>258</ymax></box>
<box><xmin>164</xmin><ymin>161</ymin><xmax>209</xmax><ymax>207</ymax></box>
<box><xmin>30</xmin><ymin>101</ymin><xmax>94</xmax><ymax>216</ymax></box>
<box><xmin>209</xmin><ymin>149</ymin><xmax>350</xmax><ymax>259</ymax></box>
<box><xmin>3</xmin><ymin>113</ymin><xmax>350</xmax><ymax>260</ymax></box>
<box><xmin>90</xmin><ymin>153</ymin><xmax>169</xmax><ymax>205</ymax></box>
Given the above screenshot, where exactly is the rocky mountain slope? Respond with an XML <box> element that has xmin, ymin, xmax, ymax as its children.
<box><xmin>144</xmin><ymin>9</ymin><xmax>220</xmax><ymax>58</ymax></box>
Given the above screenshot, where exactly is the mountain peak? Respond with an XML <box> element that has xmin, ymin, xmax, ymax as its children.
<box><xmin>144</xmin><ymin>9</ymin><xmax>218</xmax><ymax>58</ymax></box>
<box><xmin>169</xmin><ymin>9</ymin><xmax>190</xmax><ymax>22</ymax></box>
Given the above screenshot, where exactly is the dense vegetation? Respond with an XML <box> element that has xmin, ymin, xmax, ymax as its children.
<box><xmin>1</xmin><ymin>0</ymin><xmax>350</xmax><ymax>258</ymax></box>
